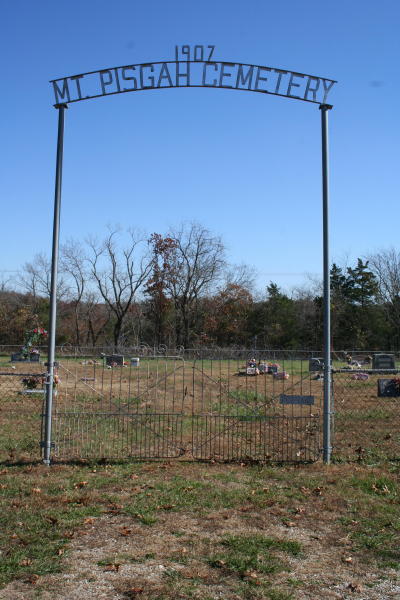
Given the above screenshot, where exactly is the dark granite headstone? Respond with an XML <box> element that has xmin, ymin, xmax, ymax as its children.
<box><xmin>309</xmin><ymin>358</ymin><xmax>323</xmax><ymax>372</ymax></box>
<box><xmin>377</xmin><ymin>378</ymin><xmax>400</xmax><ymax>397</ymax></box>
<box><xmin>373</xmin><ymin>354</ymin><xmax>395</xmax><ymax>370</ymax></box>
<box><xmin>105</xmin><ymin>354</ymin><xmax>124</xmax><ymax>366</ymax></box>
<box><xmin>309</xmin><ymin>357</ymin><xmax>332</xmax><ymax>372</ymax></box>
<box><xmin>11</xmin><ymin>352</ymin><xmax>40</xmax><ymax>362</ymax></box>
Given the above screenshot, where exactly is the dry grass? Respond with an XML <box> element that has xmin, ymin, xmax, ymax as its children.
<box><xmin>0</xmin><ymin>460</ymin><xmax>399</xmax><ymax>599</ymax></box>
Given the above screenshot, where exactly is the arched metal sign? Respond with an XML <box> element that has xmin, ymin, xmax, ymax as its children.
<box><xmin>43</xmin><ymin>46</ymin><xmax>336</xmax><ymax>465</ymax></box>
<box><xmin>50</xmin><ymin>48</ymin><xmax>336</xmax><ymax>106</ymax></box>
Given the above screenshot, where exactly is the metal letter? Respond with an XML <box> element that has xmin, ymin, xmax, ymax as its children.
<box><xmin>140</xmin><ymin>64</ymin><xmax>155</xmax><ymax>88</ymax></box>
<box><xmin>157</xmin><ymin>63</ymin><xmax>173</xmax><ymax>87</ymax></box>
<box><xmin>182</xmin><ymin>45</ymin><xmax>190</xmax><ymax>60</ymax></box>
<box><xmin>114</xmin><ymin>68</ymin><xmax>121</xmax><ymax>92</ymax></box>
<box><xmin>274</xmin><ymin>69</ymin><xmax>287</xmax><ymax>94</ymax></box>
<box><xmin>207</xmin><ymin>45</ymin><xmax>215</xmax><ymax>61</ymax></box>
<box><xmin>202</xmin><ymin>62</ymin><xmax>218</xmax><ymax>86</ymax></box>
<box><xmin>52</xmin><ymin>79</ymin><xmax>70</xmax><ymax>104</ymax></box>
<box><xmin>99</xmin><ymin>70</ymin><xmax>113</xmax><ymax>95</ymax></box>
<box><xmin>176</xmin><ymin>61</ymin><xmax>190</xmax><ymax>86</ymax></box>
<box><xmin>287</xmin><ymin>73</ymin><xmax>304</xmax><ymax>98</ymax></box>
<box><xmin>321</xmin><ymin>79</ymin><xmax>336</xmax><ymax>103</ymax></box>
<box><xmin>194</xmin><ymin>45</ymin><xmax>204</xmax><ymax>61</ymax></box>
<box><xmin>304</xmin><ymin>76</ymin><xmax>320</xmax><ymax>102</ymax></box>
<box><xmin>235</xmin><ymin>65</ymin><xmax>254</xmax><ymax>89</ymax></box>
<box><xmin>122</xmin><ymin>66</ymin><xmax>137</xmax><ymax>90</ymax></box>
<box><xmin>70</xmin><ymin>75</ymin><xmax>84</xmax><ymax>100</ymax></box>
<box><xmin>219</xmin><ymin>62</ymin><xmax>235</xmax><ymax>88</ymax></box>
<box><xmin>254</xmin><ymin>67</ymin><xmax>270</xmax><ymax>91</ymax></box>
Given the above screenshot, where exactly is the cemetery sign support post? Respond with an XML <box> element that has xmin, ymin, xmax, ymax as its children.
<box><xmin>320</xmin><ymin>103</ymin><xmax>333</xmax><ymax>465</ymax></box>
<box><xmin>43</xmin><ymin>48</ymin><xmax>336</xmax><ymax>464</ymax></box>
<box><xmin>42</xmin><ymin>103</ymin><xmax>67</xmax><ymax>466</ymax></box>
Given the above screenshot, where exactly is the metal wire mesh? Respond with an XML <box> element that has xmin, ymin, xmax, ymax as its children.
<box><xmin>0</xmin><ymin>361</ymin><xmax>46</xmax><ymax>462</ymax></box>
<box><xmin>48</xmin><ymin>352</ymin><xmax>322</xmax><ymax>462</ymax></box>
<box><xmin>1</xmin><ymin>348</ymin><xmax>398</xmax><ymax>464</ymax></box>
<box><xmin>332</xmin><ymin>367</ymin><xmax>400</xmax><ymax>461</ymax></box>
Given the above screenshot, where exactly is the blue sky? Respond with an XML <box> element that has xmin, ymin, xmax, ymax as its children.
<box><xmin>1</xmin><ymin>0</ymin><xmax>399</xmax><ymax>294</ymax></box>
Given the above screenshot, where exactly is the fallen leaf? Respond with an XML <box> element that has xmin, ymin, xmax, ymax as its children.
<box><xmin>119</xmin><ymin>527</ymin><xmax>132</xmax><ymax>536</ymax></box>
<box><xmin>244</xmin><ymin>570</ymin><xmax>258</xmax><ymax>579</ymax></box>
<box><xmin>348</xmin><ymin>582</ymin><xmax>362</xmax><ymax>592</ymax></box>
<box><xmin>285</xmin><ymin>521</ymin><xmax>296</xmax><ymax>528</ymax></box>
<box><xmin>83</xmin><ymin>517</ymin><xmax>96</xmax><ymax>524</ymax></box>
<box><xmin>74</xmin><ymin>481</ymin><xmax>88</xmax><ymax>489</ymax></box>
<box><xmin>295</xmin><ymin>506</ymin><xmax>305</xmax><ymax>514</ymax></box>
<box><xmin>25</xmin><ymin>574</ymin><xmax>39</xmax><ymax>584</ymax></box>
<box><xmin>104</xmin><ymin>563</ymin><xmax>120</xmax><ymax>572</ymax></box>
<box><xmin>31</xmin><ymin>488</ymin><xmax>42</xmax><ymax>494</ymax></box>
<box><xmin>63</xmin><ymin>530</ymin><xmax>75</xmax><ymax>539</ymax></box>
<box><xmin>19</xmin><ymin>559</ymin><xmax>32</xmax><ymax>566</ymax></box>
<box><xmin>312</xmin><ymin>487</ymin><xmax>323</xmax><ymax>496</ymax></box>
<box><xmin>57</xmin><ymin>548</ymin><xmax>64</xmax><ymax>556</ymax></box>
<box><xmin>129</xmin><ymin>474</ymin><xmax>139</xmax><ymax>480</ymax></box>
<box><xmin>343</xmin><ymin>556</ymin><xmax>353</xmax><ymax>563</ymax></box>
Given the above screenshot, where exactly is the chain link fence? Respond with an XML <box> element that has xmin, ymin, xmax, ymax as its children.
<box><xmin>0</xmin><ymin>347</ymin><xmax>398</xmax><ymax>463</ymax></box>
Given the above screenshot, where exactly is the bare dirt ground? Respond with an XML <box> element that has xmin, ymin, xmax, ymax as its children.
<box><xmin>0</xmin><ymin>462</ymin><xmax>399</xmax><ymax>600</ymax></box>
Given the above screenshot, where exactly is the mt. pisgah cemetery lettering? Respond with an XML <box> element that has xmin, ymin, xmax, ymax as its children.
<box><xmin>51</xmin><ymin>46</ymin><xmax>336</xmax><ymax>106</ymax></box>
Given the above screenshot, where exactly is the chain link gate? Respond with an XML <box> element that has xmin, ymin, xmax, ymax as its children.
<box><xmin>52</xmin><ymin>357</ymin><xmax>186</xmax><ymax>459</ymax></box>
<box><xmin>48</xmin><ymin>353</ymin><xmax>322</xmax><ymax>463</ymax></box>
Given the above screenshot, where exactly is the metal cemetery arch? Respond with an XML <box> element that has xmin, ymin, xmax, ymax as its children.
<box><xmin>44</xmin><ymin>47</ymin><xmax>336</xmax><ymax>465</ymax></box>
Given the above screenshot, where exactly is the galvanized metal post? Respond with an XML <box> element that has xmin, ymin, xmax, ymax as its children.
<box><xmin>42</xmin><ymin>103</ymin><xmax>67</xmax><ymax>465</ymax></box>
<box><xmin>320</xmin><ymin>104</ymin><xmax>332</xmax><ymax>464</ymax></box>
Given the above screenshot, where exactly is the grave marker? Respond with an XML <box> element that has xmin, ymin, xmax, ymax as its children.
<box><xmin>377</xmin><ymin>378</ymin><xmax>400</xmax><ymax>397</ymax></box>
<box><xmin>373</xmin><ymin>354</ymin><xmax>395</xmax><ymax>370</ymax></box>
<box><xmin>105</xmin><ymin>354</ymin><xmax>124</xmax><ymax>366</ymax></box>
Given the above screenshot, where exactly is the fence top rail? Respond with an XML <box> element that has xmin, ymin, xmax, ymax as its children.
<box><xmin>0</xmin><ymin>372</ymin><xmax>46</xmax><ymax>377</ymax></box>
<box><xmin>334</xmin><ymin>368</ymin><xmax>400</xmax><ymax>374</ymax></box>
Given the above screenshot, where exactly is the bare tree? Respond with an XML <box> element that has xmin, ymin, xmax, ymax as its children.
<box><xmin>19</xmin><ymin>252</ymin><xmax>69</xmax><ymax>301</ymax></box>
<box><xmin>87</xmin><ymin>229</ymin><xmax>151</xmax><ymax>349</ymax></box>
<box><xmin>368</xmin><ymin>248</ymin><xmax>400</xmax><ymax>304</ymax></box>
<box><xmin>82</xmin><ymin>291</ymin><xmax>113</xmax><ymax>347</ymax></box>
<box><xmin>367</xmin><ymin>247</ymin><xmax>400</xmax><ymax>340</ymax></box>
<box><xmin>60</xmin><ymin>240</ymin><xmax>87</xmax><ymax>347</ymax></box>
<box><xmin>222</xmin><ymin>263</ymin><xmax>257</xmax><ymax>293</ymax></box>
<box><xmin>164</xmin><ymin>223</ymin><xmax>226</xmax><ymax>347</ymax></box>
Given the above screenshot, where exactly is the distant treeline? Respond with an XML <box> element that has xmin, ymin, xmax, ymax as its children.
<box><xmin>2</xmin><ymin>224</ymin><xmax>400</xmax><ymax>351</ymax></box>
